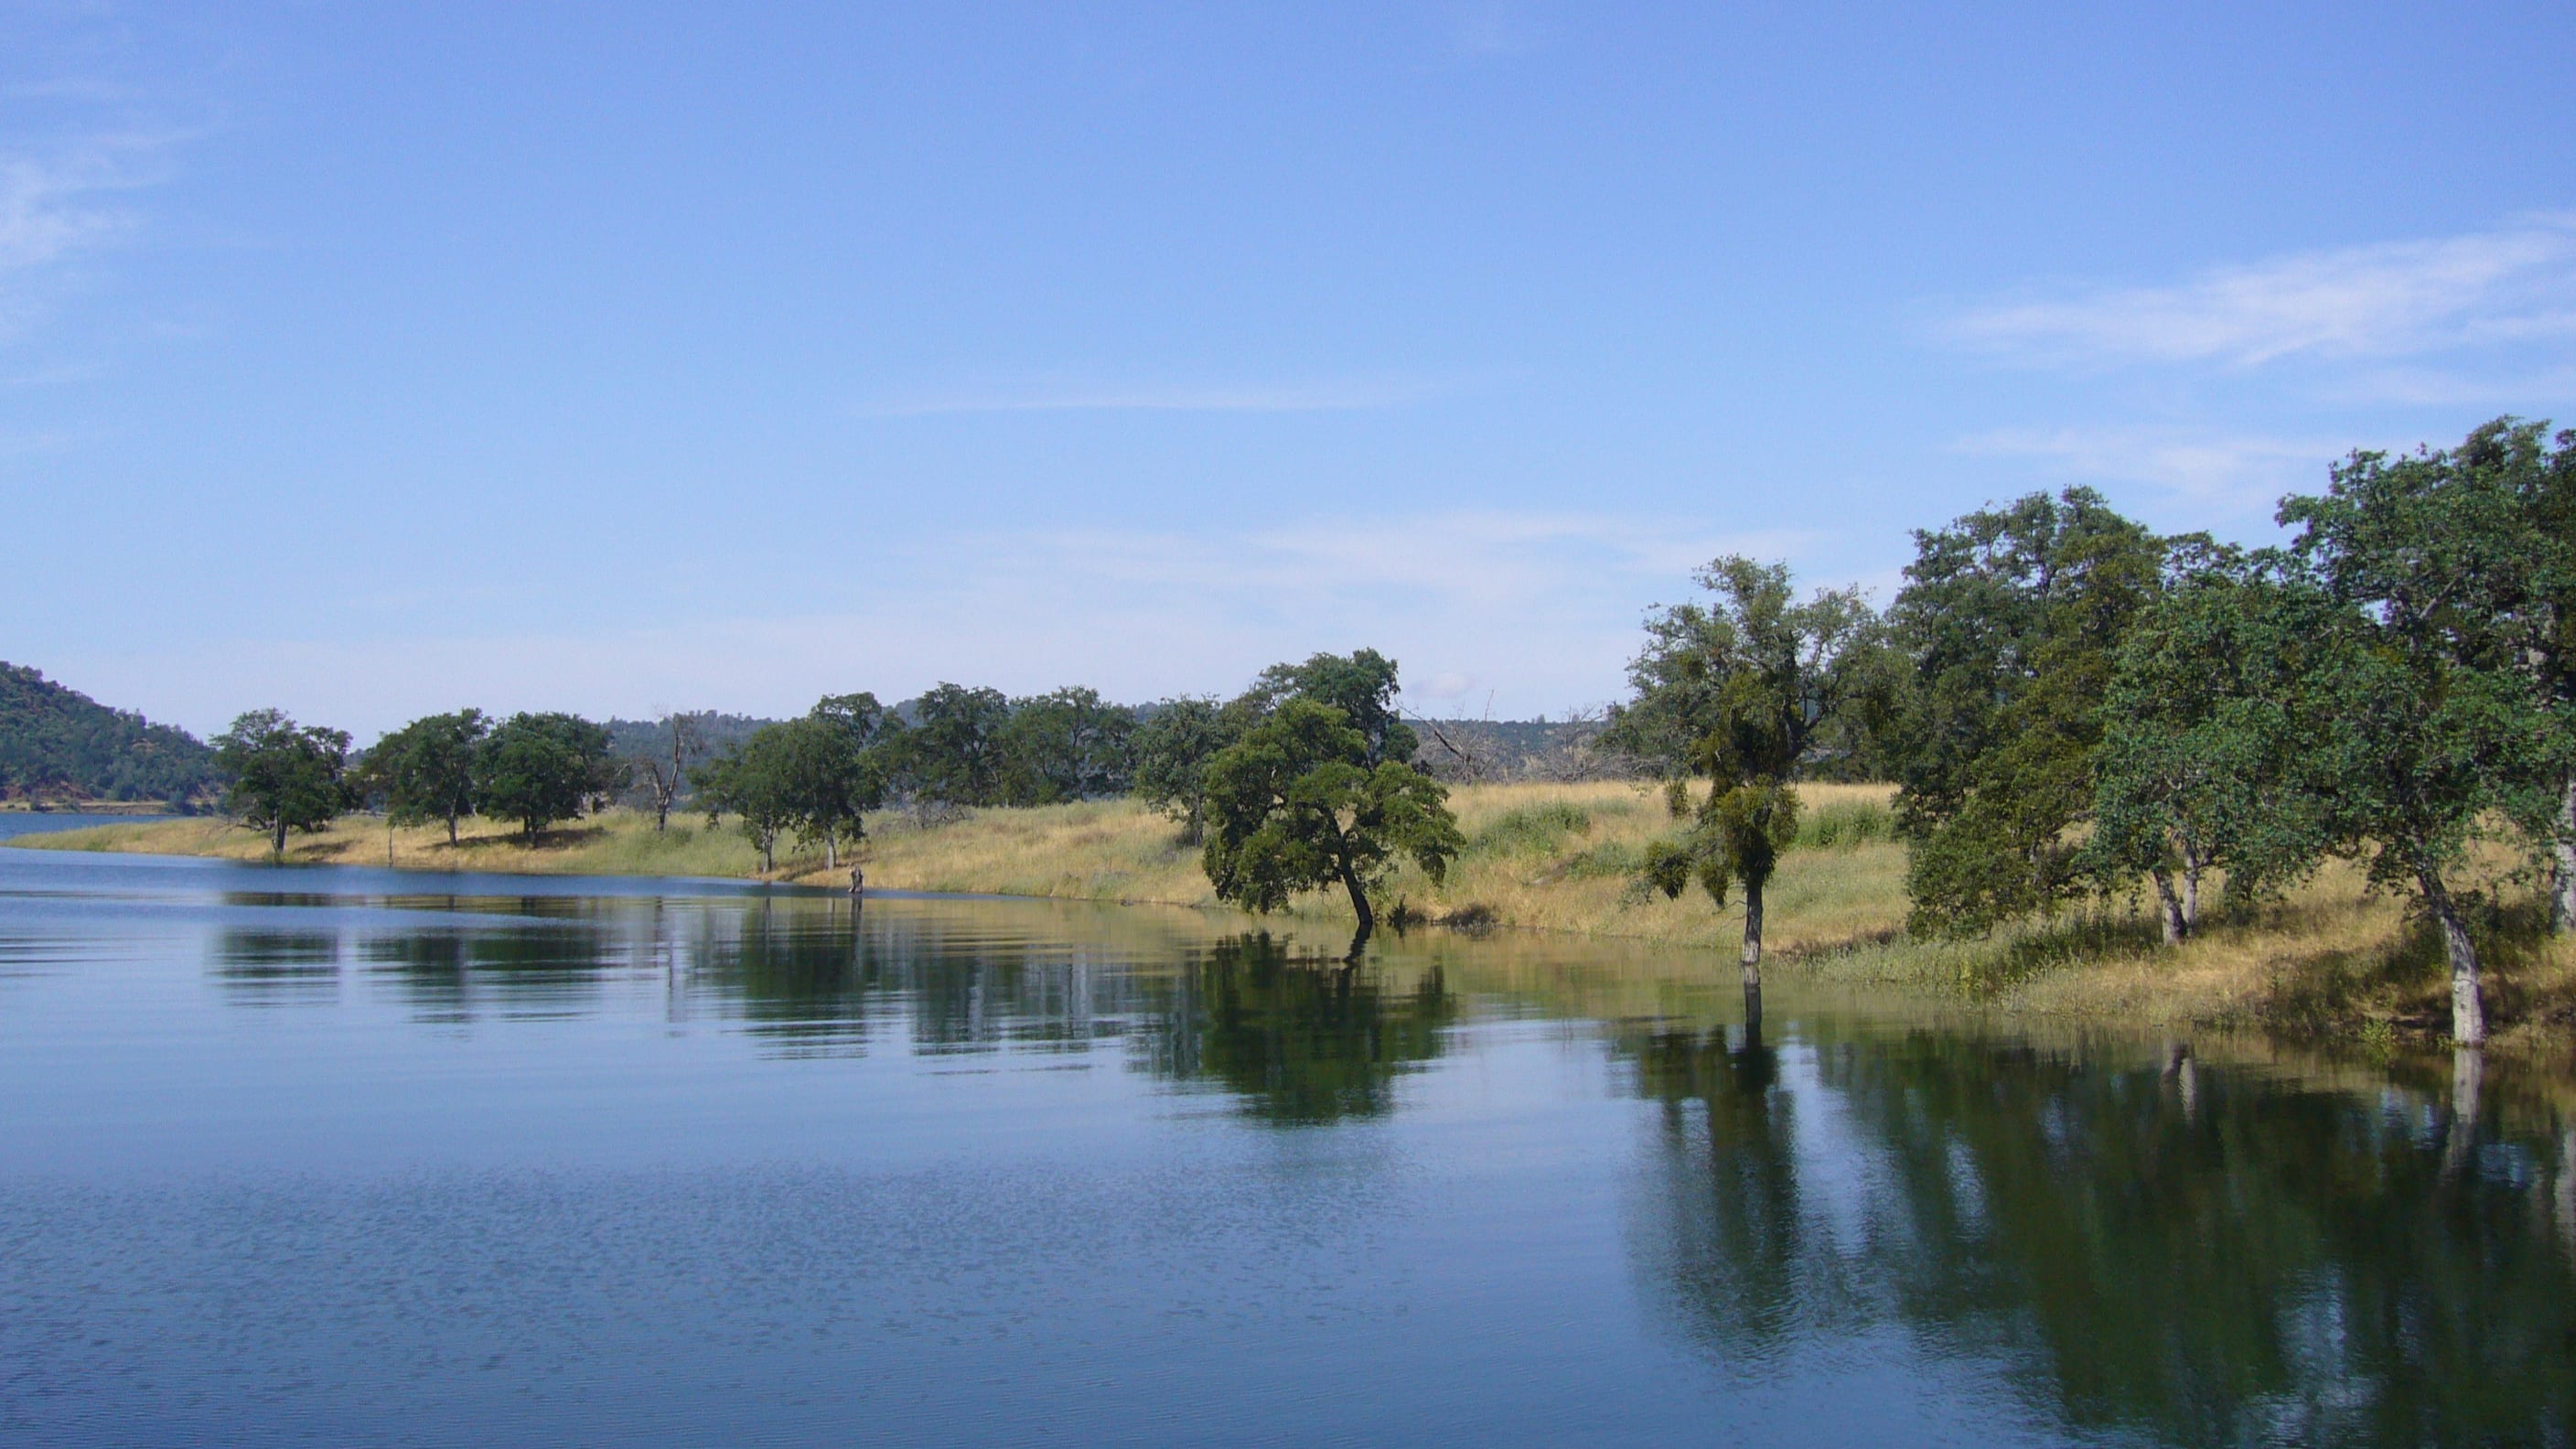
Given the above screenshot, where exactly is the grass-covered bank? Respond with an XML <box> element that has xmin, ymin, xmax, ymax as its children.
<box><xmin>18</xmin><ymin>780</ymin><xmax>2574</xmax><ymax>1052</ymax></box>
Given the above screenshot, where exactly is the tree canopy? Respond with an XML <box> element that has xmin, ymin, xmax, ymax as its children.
<box><xmin>363</xmin><ymin>709</ymin><xmax>488</xmax><ymax>843</ymax></box>
<box><xmin>1888</xmin><ymin>488</ymin><xmax>2170</xmax><ymax>938</ymax></box>
<box><xmin>1603</xmin><ymin>556</ymin><xmax>1887</xmax><ymax>985</ymax></box>
<box><xmin>212</xmin><ymin>708</ymin><xmax>355</xmax><ymax>853</ymax></box>
<box><xmin>475</xmin><ymin>712</ymin><xmax>618</xmax><ymax>840</ymax></box>
<box><xmin>1199</xmin><ymin>696</ymin><xmax>1461</xmax><ymax>941</ymax></box>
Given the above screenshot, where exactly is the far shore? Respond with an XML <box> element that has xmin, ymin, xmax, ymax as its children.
<box><xmin>16</xmin><ymin>781</ymin><xmax>2573</xmax><ymax>1055</ymax></box>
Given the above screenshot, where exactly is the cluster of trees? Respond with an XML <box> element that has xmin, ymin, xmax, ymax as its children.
<box><xmin>1608</xmin><ymin>417</ymin><xmax>2573</xmax><ymax>1043</ymax></box>
<box><xmin>213</xmin><ymin>707</ymin><xmax>627</xmax><ymax>851</ymax></box>
<box><xmin>0</xmin><ymin>663</ymin><xmax>218</xmax><ymax>807</ymax></box>
<box><xmin>682</xmin><ymin>651</ymin><xmax>1465</xmax><ymax>939</ymax></box>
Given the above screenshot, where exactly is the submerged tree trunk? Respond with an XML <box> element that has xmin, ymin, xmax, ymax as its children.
<box><xmin>2442</xmin><ymin>1045</ymin><xmax>2485</xmax><ymax>1183</ymax></box>
<box><xmin>2151</xmin><ymin>867</ymin><xmax>2187</xmax><ymax>946</ymax></box>
<box><xmin>1740</xmin><ymin>874</ymin><xmax>1766</xmax><ymax>990</ymax></box>
<box><xmin>2419</xmin><ymin>868</ymin><xmax>2488</xmax><ymax>1045</ymax></box>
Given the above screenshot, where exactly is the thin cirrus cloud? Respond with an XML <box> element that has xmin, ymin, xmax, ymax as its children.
<box><xmin>852</xmin><ymin>375</ymin><xmax>1447</xmax><ymax>417</ymax></box>
<box><xmin>1954</xmin><ymin>426</ymin><xmax>2352</xmax><ymax>517</ymax></box>
<box><xmin>1943</xmin><ymin>215</ymin><xmax>2576</xmax><ymax>369</ymax></box>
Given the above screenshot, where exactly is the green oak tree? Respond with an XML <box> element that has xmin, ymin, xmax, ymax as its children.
<box><xmin>1199</xmin><ymin>697</ymin><xmax>1462</xmax><ymax>940</ymax></box>
<box><xmin>896</xmin><ymin>682</ymin><xmax>1013</xmax><ymax>814</ymax></box>
<box><xmin>366</xmin><ymin>709</ymin><xmax>488</xmax><ymax>844</ymax></box>
<box><xmin>2087</xmin><ymin>549</ymin><xmax>2334</xmax><ymax>942</ymax></box>
<box><xmin>211</xmin><ymin>708</ymin><xmax>356</xmax><ymax>854</ymax></box>
<box><xmin>1888</xmin><ymin>488</ymin><xmax>2170</xmax><ymax>937</ymax></box>
<box><xmin>475</xmin><ymin>712</ymin><xmax>617</xmax><ymax>841</ymax></box>
<box><xmin>997</xmin><ymin>686</ymin><xmax>1136</xmax><ymax>805</ymax></box>
<box><xmin>2282</xmin><ymin>441</ymin><xmax>2562</xmax><ymax>1043</ymax></box>
<box><xmin>1601</xmin><ymin>556</ymin><xmax>1888</xmax><ymax>986</ymax></box>
<box><xmin>1130</xmin><ymin>695</ymin><xmax>1244</xmax><ymax>843</ymax></box>
<box><xmin>692</xmin><ymin>728</ymin><xmax>799</xmax><ymax>871</ymax></box>
<box><xmin>1239</xmin><ymin>649</ymin><xmax>1419</xmax><ymax>767</ymax></box>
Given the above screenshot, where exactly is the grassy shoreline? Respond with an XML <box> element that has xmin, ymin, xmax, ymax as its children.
<box><xmin>16</xmin><ymin>780</ymin><xmax>2573</xmax><ymax>1053</ymax></box>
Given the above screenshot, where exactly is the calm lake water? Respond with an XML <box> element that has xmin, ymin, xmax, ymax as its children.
<box><xmin>2</xmin><ymin>822</ymin><xmax>2571</xmax><ymax>1447</ymax></box>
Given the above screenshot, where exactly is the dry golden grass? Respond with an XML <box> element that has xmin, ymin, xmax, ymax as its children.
<box><xmin>19</xmin><ymin>783</ymin><xmax>2576</xmax><ymax>1051</ymax></box>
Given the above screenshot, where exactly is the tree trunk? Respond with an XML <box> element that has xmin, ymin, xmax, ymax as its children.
<box><xmin>825</xmin><ymin>834</ymin><xmax>838</xmax><ymax>871</ymax></box>
<box><xmin>2419</xmin><ymin>868</ymin><xmax>2487</xmax><ymax>1045</ymax></box>
<box><xmin>1740</xmin><ymin>875</ymin><xmax>1765</xmax><ymax>991</ymax></box>
<box><xmin>446</xmin><ymin>812</ymin><xmax>460</xmax><ymax>845</ymax></box>
<box><xmin>2151</xmin><ymin>867</ymin><xmax>2187</xmax><ymax>946</ymax></box>
<box><xmin>2553</xmin><ymin>776</ymin><xmax>2575</xmax><ymax>934</ymax></box>
<box><xmin>2181</xmin><ymin>848</ymin><xmax>2204</xmax><ymax>932</ymax></box>
<box><xmin>271</xmin><ymin>816</ymin><xmax>286</xmax><ymax>855</ymax></box>
<box><xmin>1337</xmin><ymin>857</ymin><xmax>1375</xmax><ymax>938</ymax></box>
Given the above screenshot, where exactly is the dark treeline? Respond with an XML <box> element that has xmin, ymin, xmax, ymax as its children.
<box><xmin>1601</xmin><ymin>415</ymin><xmax>2573</xmax><ymax>1044</ymax></box>
<box><xmin>0</xmin><ymin>663</ymin><xmax>219</xmax><ymax>808</ymax></box>
<box><xmin>198</xmin><ymin>417</ymin><xmax>2570</xmax><ymax>1041</ymax></box>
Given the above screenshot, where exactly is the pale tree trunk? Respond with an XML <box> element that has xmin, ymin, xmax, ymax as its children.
<box><xmin>2442</xmin><ymin>1045</ymin><xmax>2485</xmax><ymax>1182</ymax></box>
<box><xmin>2181</xmin><ymin>844</ymin><xmax>2206</xmax><ymax>932</ymax></box>
<box><xmin>2419</xmin><ymin>868</ymin><xmax>2487</xmax><ymax>1045</ymax></box>
<box><xmin>1740</xmin><ymin>875</ymin><xmax>1766</xmax><ymax>991</ymax></box>
<box><xmin>2151</xmin><ymin>868</ymin><xmax>2187</xmax><ymax>946</ymax></box>
<box><xmin>825</xmin><ymin>834</ymin><xmax>838</xmax><ymax>871</ymax></box>
<box><xmin>2553</xmin><ymin>777</ymin><xmax>2575</xmax><ymax>934</ymax></box>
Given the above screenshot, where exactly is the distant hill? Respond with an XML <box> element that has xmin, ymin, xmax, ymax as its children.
<box><xmin>0</xmin><ymin>663</ymin><xmax>218</xmax><ymax>808</ymax></box>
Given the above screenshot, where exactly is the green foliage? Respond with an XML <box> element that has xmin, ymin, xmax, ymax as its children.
<box><xmin>1604</xmin><ymin>556</ymin><xmax>1887</xmax><ymax>970</ymax></box>
<box><xmin>691</xmin><ymin>693</ymin><xmax>901</xmax><ymax>871</ymax></box>
<box><xmin>2087</xmin><ymin>550</ymin><xmax>2334</xmax><ymax>938</ymax></box>
<box><xmin>362</xmin><ymin>709</ymin><xmax>488</xmax><ymax>843</ymax></box>
<box><xmin>211</xmin><ymin>708</ymin><xmax>355</xmax><ymax>853</ymax></box>
<box><xmin>996</xmin><ymin>686</ymin><xmax>1136</xmax><ymax>805</ymax></box>
<box><xmin>475</xmin><ymin>712</ymin><xmax>617</xmax><ymax>840</ymax></box>
<box><xmin>1889</xmin><ymin>488</ymin><xmax>2169</xmax><ymax>938</ymax></box>
<box><xmin>896</xmin><ymin>682</ymin><xmax>1014</xmax><ymax>810</ymax></box>
<box><xmin>1130</xmin><ymin>695</ymin><xmax>1244</xmax><ymax>843</ymax></box>
<box><xmin>1199</xmin><ymin>697</ymin><xmax>1463</xmax><ymax>935</ymax></box>
<box><xmin>1240</xmin><ymin>649</ymin><xmax>1419</xmax><ymax>767</ymax></box>
<box><xmin>2280</xmin><ymin>435</ymin><xmax>2564</xmax><ymax>1041</ymax></box>
<box><xmin>0</xmin><ymin>662</ymin><xmax>217</xmax><ymax>806</ymax></box>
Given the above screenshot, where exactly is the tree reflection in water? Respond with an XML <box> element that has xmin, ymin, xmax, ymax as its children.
<box><xmin>1143</xmin><ymin>932</ymin><xmax>1453</xmax><ymax>1125</ymax></box>
<box><xmin>1626</xmin><ymin>1025</ymin><xmax>2576</xmax><ymax>1445</ymax></box>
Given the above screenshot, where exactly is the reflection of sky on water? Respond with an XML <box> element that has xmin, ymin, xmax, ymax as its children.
<box><xmin>0</xmin><ymin>840</ymin><xmax>2571</xmax><ymax>1447</ymax></box>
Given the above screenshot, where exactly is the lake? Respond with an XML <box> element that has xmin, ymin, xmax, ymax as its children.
<box><xmin>2</xmin><ymin>822</ymin><xmax>2571</xmax><ymax>1447</ymax></box>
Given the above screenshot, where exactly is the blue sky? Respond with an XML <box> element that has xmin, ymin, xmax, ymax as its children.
<box><xmin>5</xmin><ymin>2</ymin><xmax>2573</xmax><ymax>737</ymax></box>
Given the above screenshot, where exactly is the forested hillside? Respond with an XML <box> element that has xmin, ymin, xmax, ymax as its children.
<box><xmin>0</xmin><ymin>663</ymin><xmax>217</xmax><ymax>807</ymax></box>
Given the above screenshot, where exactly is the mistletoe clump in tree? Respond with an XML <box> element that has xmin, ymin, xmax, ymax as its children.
<box><xmin>1603</xmin><ymin>557</ymin><xmax>1888</xmax><ymax>989</ymax></box>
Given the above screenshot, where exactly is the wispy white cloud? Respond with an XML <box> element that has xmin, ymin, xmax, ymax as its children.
<box><xmin>855</xmin><ymin>376</ymin><xmax>1444</xmax><ymax>417</ymax></box>
<box><xmin>0</xmin><ymin>129</ymin><xmax>185</xmax><ymax>339</ymax></box>
<box><xmin>1955</xmin><ymin>425</ymin><xmax>2350</xmax><ymax>515</ymax></box>
<box><xmin>110</xmin><ymin>510</ymin><xmax>1825</xmax><ymax>735</ymax></box>
<box><xmin>1944</xmin><ymin>216</ymin><xmax>2576</xmax><ymax>369</ymax></box>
